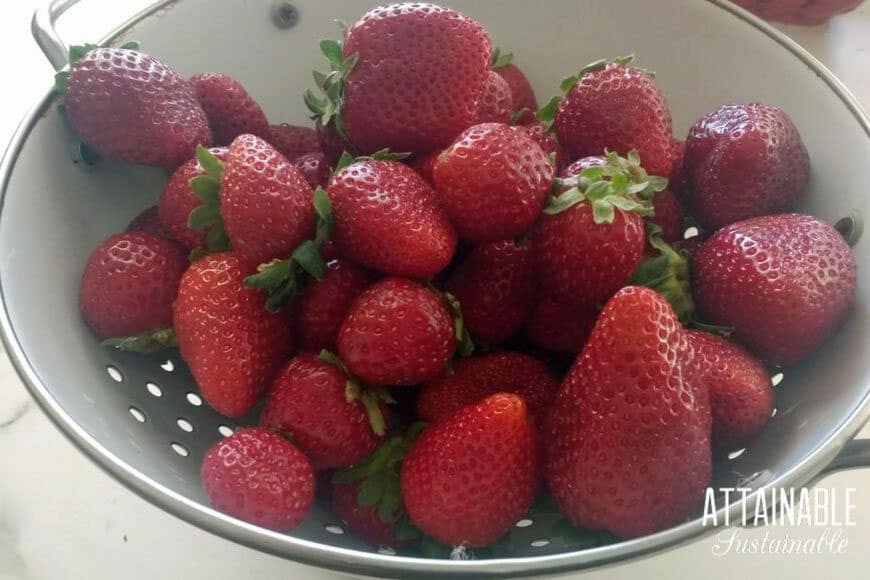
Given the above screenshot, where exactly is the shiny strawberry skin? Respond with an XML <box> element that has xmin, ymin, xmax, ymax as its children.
<box><xmin>337</xmin><ymin>278</ymin><xmax>456</xmax><ymax>386</ymax></box>
<box><xmin>268</xmin><ymin>124</ymin><xmax>321</xmax><ymax>160</ymax></box>
<box><xmin>402</xmin><ymin>393</ymin><xmax>539</xmax><ymax>547</ymax></box>
<box><xmin>201</xmin><ymin>428</ymin><xmax>314</xmax><ymax>531</ymax></box>
<box><xmin>341</xmin><ymin>3</ymin><xmax>491</xmax><ymax>155</ymax></box>
<box><xmin>126</xmin><ymin>206</ymin><xmax>169</xmax><ymax>238</ymax></box>
<box><xmin>545</xmin><ymin>286</ymin><xmax>711</xmax><ymax>538</ymax></box>
<box><xmin>684</xmin><ymin>103</ymin><xmax>809</xmax><ymax>230</ymax></box>
<box><xmin>328</xmin><ymin>160</ymin><xmax>456</xmax><ymax>278</ymax></box>
<box><xmin>333</xmin><ymin>482</ymin><xmax>401</xmax><ymax>547</ymax></box>
<box><xmin>475</xmin><ymin>70</ymin><xmax>513</xmax><ymax>124</ymax></box>
<box><xmin>174</xmin><ymin>253</ymin><xmax>294</xmax><ymax>417</ymax></box>
<box><xmin>221</xmin><ymin>134</ymin><xmax>315</xmax><ymax>264</ymax></box>
<box><xmin>434</xmin><ymin>123</ymin><xmax>554</xmax><ymax>242</ymax></box>
<box><xmin>523</xmin><ymin>122</ymin><xmax>569</xmax><ymax>174</ymax></box>
<box><xmin>693</xmin><ymin>214</ymin><xmax>856</xmax><ymax>365</ymax></box>
<box><xmin>494</xmin><ymin>62</ymin><xmax>538</xmax><ymax>124</ymax></box>
<box><xmin>190</xmin><ymin>73</ymin><xmax>269</xmax><ymax>146</ymax></box>
<box><xmin>293</xmin><ymin>152</ymin><xmax>330</xmax><ymax>189</ymax></box>
<box><xmin>524</xmin><ymin>295</ymin><xmax>598</xmax><ymax>353</ymax></box>
<box><xmin>64</xmin><ymin>48</ymin><xmax>210</xmax><ymax>168</ymax></box>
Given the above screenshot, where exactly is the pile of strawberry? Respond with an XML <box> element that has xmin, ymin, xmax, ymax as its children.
<box><xmin>67</xmin><ymin>2</ymin><xmax>856</xmax><ymax>554</ymax></box>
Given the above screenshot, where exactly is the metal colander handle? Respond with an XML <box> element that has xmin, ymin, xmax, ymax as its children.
<box><xmin>32</xmin><ymin>0</ymin><xmax>84</xmax><ymax>71</ymax></box>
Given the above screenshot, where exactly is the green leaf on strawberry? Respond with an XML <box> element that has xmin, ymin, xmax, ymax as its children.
<box><xmin>186</xmin><ymin>146</ymin><xmax>230</xmax><ymax>254</ymax></box>
<box><xmin>101</xmin><ymin>327</ymin><xmax>177</xmax><ymax>354</ymax></box>
<box><xmin>629</xmin><ymin>223</ymin><xmax>694</xmax><ymax>323</ymax></box>
<box><xmin>441</xmin><ymin>291</ymin><xmax>475</xmax><ymax>357</ymax></box>
<box><xmin>491</xmin><ymin>47</ymin><xmax>513</xmax><ymax>69</ymax></box>
<box><xmin>319</xmin><ymin>350</ymin><xmax>395</xmax><ymax>437</ymax></box>
<box><xmin>305</xmin><ymin>31</ymin><xmax>360</xmax><ymax>144</ymax></box>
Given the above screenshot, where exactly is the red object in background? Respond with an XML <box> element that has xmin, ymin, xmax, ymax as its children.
<box><xmin>732</xmin><ymin>0</ymin><xmax>864</xmax><ymax>25</ymax></box>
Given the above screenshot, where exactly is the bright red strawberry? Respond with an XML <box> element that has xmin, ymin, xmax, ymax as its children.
<box><xmin>684</xmin><ymin>103</ymin><xmax>809</xmax><ymax>230</ymax></box>
<box><xmin>732</xmin><ymin>0</ymin><xmax>863</xmax><ymax>24</ymax></box>
<box><xmin>546</xmin><ymin>286</ymin><xmax>711</xmax><ymax>538</ymax></box>
<box><xmin>201</xmin><ymin>428</ymin><xmax>314</xmax><ymax>531</ymax></box>
<box><xmin>328</xmin><ymin>160</ymin><xmax>456</xmax><ymax>278</ymax></box>
<box><xmin>337</xmin><ymin>278</ymin><xmax>456</xmax><ymax>386</ymax></box>
<box><xmin>402</xmin><ymin>393</ymin><xmax>538</xmax><ymax>546</ymax></box>
<box><xmin>549</xmin><ymin>57</ymin><xmax>673</xmax><ymax>177</ymax></box>
<box><xmin>693</xmin><ymin>214</ymin><xmax>856</xmax><ymax>365</ymax></box>
<box><xmin>174</xmin><ymin>253</ymin><xmax>294</xmax><ymax>417</ymax></box>
<box><xmin>268</xmin><ymin>124</ymin><xmax>321</xmax><ymax>160</ymax></box>
<box><xmin>80</xmin><ymin>232</ymin><xmax>187</xmax><ymax>339</ymax></box>
<box><xmin>307</xmin><ymin>3</ymin><xmax>491</xmax><ymax>155</ymax></box>
<box><xmin>687</xmin><ymin>331</ymin><xmax>774</xmax><ymax>452</ymax></box>
<box><xmin>475</xmin><ymin>70</ymin><xmax>513</xmax><ymax>124</ymax></box>
<box><xmin>524</xmin><ymin>296</ymin><xmax>598</xmax><ymax>353</ymax></box>
<box><xmin>523</xmin><ymin>122</ymin><xmax>569</xmax><ymax>173</ymax></box>
<box><xmin>293</xmin><ymin>152</ymin><xmax>330</xmax><ymax>189</ymax></box>
<box><xmin>59</xmin><ymin>47</ymin><xmax>210</xmax><ymax>168</ymax></box>
<box><xmin>417</xmin><ymin>352</ymin><xmax>559</xmax><ymax>423</ymax></box>
<box><xmin>651</xmin><ymin>189</ymin><xmax>685</xmax><ymax>244</ymax></box>
<box><xmin>126</xmin><ymin>206</ymin><xmax>169</xmax><ymax>238</ymax></box>
<box><xmin>433</xmin><ymin>123</ymin><xmax>554</xmax><ymax>242</ymax></box>
<box><xmin>492</xmin><ymin>49</ymin><xmax>538</xmax><ymax>125</ymax></box>
<box><xmin>190</xmin><ymin>73</ymin><xmax>269</xmax><ymax>146</ymax></box>
<box><xmin>446</xmin><ymin>240</ymin><xmax>535</xmax><ymax>342</ymax></box>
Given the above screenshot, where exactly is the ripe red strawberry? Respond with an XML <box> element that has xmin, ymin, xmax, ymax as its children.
<box><xmin>732</xmin><ymin>0</ymin><xmax>863</xmax><ymax>24</ymax></box>
<box><xmin>410</xmin><ymin>151</ymin><xmax>439</xmax><ymax>185</ymax></box>
<box><xmin>333</xmin><ymin>482</ymin><xmax>402</xmax><ymax>547</ymax></box>
<box><xmin>317</xmin><ymin>123</ymin><xmax>350</xmax><ymax>164</ymax></box>
<box><xmin>174</xmin><ymin>253</ymin><xmax>294</xmax><ymax>417</ymax></box>
<box><xmin>446</xmin><ymin>240</ymin><xmax>535</xmax><ymax>342</ymax></box>
<box><xmin>546</xmin><ymin>286</ymin><xmax>711</xmax><ymax>538</ymax></box>
<box><xmin>548</xmin><ymin>57</ymin><xmax>673</xmax><ymax>177</ymax></box>
<box><xmin>475</xmin><ymin>70</ymin><xmax>513</xmax><ymax>124</ymax></box>
<box><xmin>417</xmin><ymin>352</ymin><xmax>559</xmax><ymax>423</ymax></box>
<box><xmin>492</xmin><ymin>49</ymin><xmax>538</xmax><ymax>125</ymax></box>
<box><xmin>693</xmin><ymin>214</ymin><xmax>856</xmax><ymax>365</ymax></box>
<box><xmin>524</xmin><ymin>296</ymin><xmax>598</xmax><ymax>354</ymax></box>
<box><xmin>268</xmin><ymin>124</ymin><xmax>321</xmax><ymax>160</ymax></box>
<box><xmin>651</xmin><ymin>189</ymin><xmax>685</xmax><ymax>244</ymax></box>
<box><xmin>307</xmin><ymin>3</ymin><xmax>491</xmax><ymax>155</ymax></box>
<box><xmin>59</xmin><ymin>46</ymin><xmax>210</xmax><ymax>168</ymax></box>
<box><xmin>126</xmin><ymin>206</ymin><xmax>169</xmax><ymax>238</ymax></box>
<box><xmin>668</xmin><ymin>138</ymin><xmax>687</xmax><ymax>199</ymax></box>
<box><xmin>260</xmin><ymin>353</ymin><xmax>389</xmax><ymax>470</ymax></box>
<box><xmin>80</xmin><ymin>232</ymin><xmax>187</xmax><ymax>339</ymax></box>
<box><xmin>293</xmin><ymin>152</ymin><xmax>330</xmax><ymax>189</ymax></box>
<box><xmin>328</xmin><ymin>160</ymin><xmax>456</xmax><ymax>278</ymax></box>
<box><xmin>201</xmin><ymin>428</ymin><xmax>314</xmax><ymax>531</ymax></box>
<box><xmin>433</xmin><ymin>123</ymin><xmax>554</xmax><ymax>242</ymax></box>
<box><xmin>523</xmin><ymin>122</ymin><xmax>569</xmax><ymax>173</ymax></box>
<box><xmin>402</xmin><ymin>393</ymin><xmax>539</xmax><ymax>546</ymax></box>
<box><xmin>687</xmin><ymin>330</ymin><xmax>774</xmax><ymax>452</ymax></box>
<box><xmin>190</xmin><ymin>73</ymin><xmax>269</xmax><ymax>146</ymax></box>
<box><xmin>337</xmin><ymin>278</ymin><xmax>456</xmax><ymax>386</ymax></box>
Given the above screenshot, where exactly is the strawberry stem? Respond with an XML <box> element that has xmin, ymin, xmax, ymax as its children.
<box><xmin>101</xmin><ymin>327</ymin><xmax>176</xmax><ymax>354</ymax></box>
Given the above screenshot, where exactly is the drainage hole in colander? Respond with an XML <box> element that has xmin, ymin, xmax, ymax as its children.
<box><xmin>160</xmin><ymin>359</ymin><xmax>175</xmax><ymax>372</ymax></box>
<box><xmin>683</xmin><ymin>226</ymin><xmax>699</xmax><ymax>240</ymax></box>
<box><xmin>771</xmin><ymin>371</ymin><xmax>784</xmax><ymax>387</ymax></box>
<box><xmin>515</xmin><ymin>518</ymin><xmax>533</xmax><ymax>528</ymax></box>
<box><xmin>186</xmin><ymin>392</ymin><xmax>203</xmax><ymax>406</ymax></box>
<box><xmin>218</xmin><ymin>424</ymin><xmax>235</xmax><ymax>437</ymax></box>
<box><xmin>176</xmin><ymin>418</ymin><xmax>194</xmax><ymax>433</ymax></box>
<box><xmin>530</xmin><ymin>538</ymin><xmax>551</xmax><ymax>547</ymax></box>
<box><xmin>378</xmin><ymin>546</ymin><xmax>396</xmax><ymax>556</ymax></box>
<box><xmin>146</xmin><ymin>382</ymin><xmax>163</xmax><ymax>397</ymax></box>
<box><xmin>106</xmin><ymin>365</ymin><xmax>123</xmax><ymax>382</ymax></box>
<box><xmin>170</xmin><ymin>442</ymin><xmax>190</xmax><ymax>457</ymax></box>
<box><xmin>728</xmin><ymin>448</ymin><xmax>746</xmax><ymax>460</ymax></box>
<box><xmin>324</xmin><ymin>524</ymin><xmax>345</xmax><ymax>535</ymax></box>
<box><xmin>771</xmin><ymin>407</ymin><xmax>778</xmax><ymax>417</ymax></box>
<box><xmin>128</xmin><ymin>406</ymin><xmax>146</xmax><ymax>423</ymax></box>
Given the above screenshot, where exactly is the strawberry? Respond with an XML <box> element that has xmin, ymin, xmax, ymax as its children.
<box><xmin>524</xmin><ymin>296</ymin><xmax>598</xmax><ymax>354</ymax></box>
<box><xmin>475</xmin><ymin>70</ymin><xmax>513</xmax><ymax>124</ymax></box>
<box><xmin>317</xmin><ymin>123</ymin><xmax>351</xmax><ymax>164</ymax></box>
<box><xmin>260</xmin><ymin>353</ymin><xmax>390</xmax><ymax>470</ymax></box>
<box><xmin>337</xmin><ymin>278</ymin><xmax>457</xmax><ymax>386</ymax></box>
<box><xmin>306</xmin><ymin>3</ymin><xmax>491</xmax><ymax>155</ymax></box>
<box><xmin>328</xmin><ymin>159</ymin><xmax>456</xmax><ymax>278</ymax></box>
<box><xmin>410</xmin><ymin>151</ymin><xmax>439</xmax><ymax>185</ymax></box>
<box><xmin>333</xmin><ymin>481</ymin><xmax>402</xmax><ymax>547</ymax></box>
<box><xmin>545</xmin><ymin>286</ymin><xmax>711</xmax><ymax>538</ymax></box>
<box><xmin>293</xmin><ymin>152</ymin><xmax>330</xmax><ymax>189</ymax></box>
<box><xmin>523</xmin><ymin>122</ymin><xmax>569</xmax><ymax>174</ymax></box>
<box><xmin>732</xmin><ymin>0</ymin><xmax>863</xmax><ymax>25</ymax></box>
<box><xmin>542</xmin><ymin>56</ymin><xmax>673</xmax><ymax>177</ymax></box>
<box><xmin>668</xmin><ymin>138</ymin><xmax>687</xmax><ymax>199</ymax></box>
<box><xmin>651</xmin><ymin>189</ymin><xmax>685</xmax><ymax>244</ymax></box>
<box><xmin>173</xmin><ymin>252</ymin><xmax>294</xmax><ymax>417</ymax></box>
<box><xmin>126</xmin><ymin>206</ymin><xmax>169</xmax><ymax>238</ymax></box>
<box><xmin>80</xmin><ymin>233</ymin><xmax>187</xmax><ymax>343</ymax></box>
<box><xmin>687</xmin><ymin>331</ymin><xmax>774</xmax><ymax>452</ymax></box>
<box><xmin>491</xmin><ymin>48</ymin><xmax>538</xmax><ymax>125</ymax></box>
<box><xmin>433</xmin><ymin>123</ymin><xmax>554</xmax><ymax>242</ymax></box>
<box><xmin>417</xmin><ymin>352</ymin><xmax>559</xmax><ymax>423</ymax></box>
<box><xmin>684</xmin><ymin>103</ymin><xmax>809</xmax><ymax>230</ymax></box>
<box><xmin>294</xmin><ymin>259</ymin><xmax>374</xmax><ymax>351</ymax></box>
<box><xmin>268</xmin><ymin>123</ymin><xmax>321</xmax><ymax>160</ymax></box>
<box><xmin>57</xmin><ymin>46</ymin><xmax>210</xmax><ymax>168</ymax></box>
<box><xmin>693</xmin><ymin>214</ymin><xmax>856</xmax><ymax>365</ymax></box>
<box><xmin>190</xmin><ymin>73</ymin><xmax>269</xmax><ymax>146</ymax></box>
<box><xmin>402</xmin><ymin>393</ymin><xmax>539</xmax><ymax>547</ymax></box>
<box><xmin>446</xmin><ymin>240</ymin><xmax>535</xmax><ymax>342</ymax></box>
<box><xmin>201</xmin><ymin>428</ymin><xmax>314</xmax><ymax>531</ymax></box>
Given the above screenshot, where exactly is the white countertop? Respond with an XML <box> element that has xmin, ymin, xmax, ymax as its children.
<box><xmin>1</xmin><ymin>1</ymin><xmax>870</xmax><ymax>579</ymax></box>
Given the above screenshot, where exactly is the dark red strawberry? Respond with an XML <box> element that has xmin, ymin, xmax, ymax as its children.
<box><xmin>433</xmin><ymin>123</ymin><xmax>554</xmax><ymax>242</ymax></box>
<box><xmin>293</xmin><ymin>152</ymin><xmax>330</xmax><ymax>189</ymax></box>
<box><xmin>333</xmin><ymin>482</ymin><xmax>402</xmax><ymax>547</ymax></box>
<box><xmin>317</xmin><ymin>123</ymin><xmax>351</xmax><ymax>164</ymax></box>
<box><xmin>126</xmin><ymin>206</ymin><xmax>169</xmax><ymax>238</ymax></box>
<box><xmin>328</xmin><ymin>159</ymin><xmax>456</xmax><ymax>278</ymax></box>
<box><xmin>651</xmin><ymin>189</ymin><xmax>685</xmax><ymax>244</ymax></box>
<box><xmin>492</xmin><ymin>49</ymin><xmax>538</xmax><ymax>125</ymax></box>
<box><xmin>201</xmin><ymin>428</ymin><xmax>314</xmax><ymax>531</ymax></box>
<box><xmin>174</xmin><ymin>253</ymin><xmax>294</xmax><ymax>417</ymax></box>
<box><xmin>190</xmin><ymin>73</ymin><xmax>269</xmax><ymax>146</ymax></box>
<box><xmin>410</xmin><ymin>151</ymin><xmax>439</xmax><ymax>185</ymax></box>
<box><xmin>546</xmin><ymin>286</ymin><xmax>711</xmax><ymax>538</ymax></box>
<box><xmin>687</xmin><ymin>330</ymin><xmax>774</xmax><ymax>452</ymax></box>
<box><xmin>523</xmin><ymin>122</ymin><xmax>569</xmax><ymax>173</ymax></box>
<box><xmin>475</xmin><ymin>70</ymin><xmax>513</xmax><ymax>124</ymax></box>
<box><xmin>668</xmin><ymin>138</ymin><xmax>687</xmax><ymax>199</ymax></box>
<box><xmin>732</xmin><ymin>0</ymin><xmax>863</xmax><ymax>24</ymax></box>
<box><xmin>402</xmin><ymin>393</ymin><xmax>539</xmax><ymax>546</ymax></box>
<box><xmin>337</xmin><ymin>278</ymin><xmax>457</xmax><ymax>386</ymax></box>
<box><xmin>268</xmin><ymin>123</ymin><xmax>321</xmax><ymax>160</ymax></box>
<box><xmin>684</xmin><ymin>103</ymin><xmax>809</xmax><ymax>230</ymax></box>
<box><xmin>693</xmin><ymin>214</ymin><xmax>856</xmax><ymax>365</ymax></box>
<box><xmin>524</xmin><ymin>296</ymin><xmax>598</xmax><ymax>353</ymax></box>
<box><xmin>58</xmin><ymin>46</ymin><xmax>210</xmax><ymax>168</ymax></box>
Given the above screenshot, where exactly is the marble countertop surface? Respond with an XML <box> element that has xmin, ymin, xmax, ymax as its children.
<box><xmin>2</xmin><ymin>1</ymin><xmax>870</xmax><ymax>579</ymax></box>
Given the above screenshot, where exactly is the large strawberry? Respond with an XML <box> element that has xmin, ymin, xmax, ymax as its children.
<box><xmin>475</xmin><ymin>70</ymin><xmax>513</xmax><ymax>124</ymax></box>
<box><xmin>433</xmin><ymin>123</ymin><xmax>554</xmax><ymax>242</ymax></box>
<box><xmin>174</xmin><ymin>253</ymin><xmax>294</xmax><ymax>417</ymax></box>
<box><xmin>305</xmin><ymin>3</ymin><xmax>491</xmax><ymax>155</ymax></box>
<box><xmin>57</xmin><ymin>45</ymin><xmax>210</xmax><ymax>168</ymax></box>
<box><xmin>693</xmin><ymin>214</ymin><xmax>856</xmax><ymax>365</ymax></box>
<box><xmin>269</xmin><ymin>124</ymin><xmax>322</xmax><ymax>160</ymax></box>
<box><xmin>546</xmin><ymin>286</ymin><xmax>711</xmax><ymax>538</ymax></box>
<box><xmin>732</xmin><ymin>0</ymin><xmax>863</xmax><ymax>25</ymax></box>
<box><xmin>491</xmin><ymin>48</ymin><xmax>538</xmax><ymax>125</ymax></box>
<box><xmin>524</xmin><ymin>296</ymin><xmax>598</xmax><ymax>354</ymax></box>
<box><xmin>684</xmin><ymin>103</ymin><xmax>809</xmax><ymax>230</ymax></box>
<box><xmin>402</xmin><ymin>393</ymin><xmax>539</xmax><ymax>547</ymax></box>
<box><xmin>190</xmin><ymin>73</ymin><xmax>269</xmax><ymax>145</ymax></box>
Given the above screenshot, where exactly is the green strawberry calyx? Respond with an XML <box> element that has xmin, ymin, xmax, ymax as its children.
<box><xmin>491</xmin><ymin>47</ymin><xmax>514</xmax><ymax>69</ymax></box>
<box><xmin>304</xmin><ymin>37</ymin><xmax>359</xmax><ymax>144</ymax></box>
<box><xmin>629</xmin><ymin>223</ymin><xmax>695</xmax><ymax>324</ymax></box>
<box><xmin>318</xmin><ymin>350</ymin><xmax>396</xmax><ymax>437</ymax></box>
<box><xmin>101</xmin><ymin>327</ymin><xmax>176</xmax><ymax>354</ymax></box>
<box><xmin>54</xmin><ymin>40</ymin><xmax>140</xmax><ymax>94</ymax></box>
<box><xmin>187</xmin><ymin>145</ymin><xmax>231</xmax><ymax>258</ymax></box>
<box><xmin>332</xmin><ymin>148</ymin><xmax>412</xmax><ymax>175</ymax></box>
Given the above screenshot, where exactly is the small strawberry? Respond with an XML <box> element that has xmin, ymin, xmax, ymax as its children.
<box><xmin>337</xmin><ymin>278</ymin><xmax>458</xmax><ymax>386</ymax></box>
<box><xmin>693</xmin><ymin>214</ymin><xmax>856</xmax><ymax>365</ymax></box>
<box><xmin>433</xmin><ymin>123</ymin><xmax>554</xmax><ymax>242</ymax></box>
<box><xmin>546</xmin><ymin>286</ymin><xmax>711</xmax><ymax>538</ymax></box>
<box><xmin>668</xmin><ymin>138</ymin><xmax>687</xmax><ymax>199</ymax></box>
<box><xmin>268</xmin><ymin>123</ymin><xmax>321</xmax><ymax>160</ymax></box>
<box><xmin>651</xmin><ymin>189</ymin><xmax>685</xmax><ymax>244</ymax></box>
<box><xmin>201</xmin><ymin>428</ymin><xmax>314</xmax><ymax>531</ymax></box>
<box><xmin>317</xmin><ymin>122</ymin><xmax>351</xmax><ymax>164</ymax></box>
<box><xmin>522</xmin><ymin>122</ymin><xmax>569</xmax><ymax>173</ymax></box>
<box><xmin>684</xmin><ymin>103</ymin><xmax>809</xmax><ymax>230</ymax></box>
<box><xmin>126</xmin><ymin>206</ymin><xmax>169</xmax><ymax>238</ymax></box>
<box><xmin>174</xmin><ymin>253</ymin><xmax>294</xmax><ymax>417</ymax></box>
<box><xmin>402</xmin><ymin>393</ymin><xmax>539</xmax><ymax>547</ymax></box>
<box><xmin>491</xmin><ymin>48</ymin><xmax>538</xmax><ymax>125</ymax></box>
<box><xmin>417</xmin><ymin>352</ymin><xmax>559</xmax><ymax>423</ymax></box>
<box><xmin>293</xmin><ymin>152</ymin><xmax>330</xmax><ymax>189</ymax></box>
<box><xmin>524</xmin><ymin>296</ymin><xmax>598</xmax><ymax>354</ymax></box>
<box><xmin>475</xmin><ymin>70</ymin><xmax>513</xmax><ymax>124</ymax></box>
<box><xmin>190</xmin><ymin>73</ymin><xmax>269</xmax><ymax>146</ymax></box>
<box><xmin>333</xmin><ymin>482</ymin><xmax>402</xmax><ymax>547</ymax></box>
<box><xmin>57</xmin><ymin>45</ymin><xmax>210</xmax><ymax>168</ymax></box>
